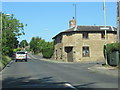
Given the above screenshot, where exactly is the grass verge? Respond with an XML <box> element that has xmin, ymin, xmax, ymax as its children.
<box><xmin>0</xmin><ymin>55</ymin><xmax>12</xmax><ymax>70</ymax></box>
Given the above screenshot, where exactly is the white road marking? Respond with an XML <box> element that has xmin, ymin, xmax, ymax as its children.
<box><xmin>65</xmin><ymin>83</ymin><xmax>78</xmax><ymax>90</ymax></box>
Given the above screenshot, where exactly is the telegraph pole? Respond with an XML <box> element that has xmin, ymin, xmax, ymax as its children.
<box><xmin>73</xmin><ymin>3</ymin><xmax>77</xmax><ymax>22</ymax></box>
<box><xmin>117</xmin><ymin>0</ymin><xmax>120</xmax><ymax>43</ymax></box>
<box><xmin>103</xmin><ymin>0</ymin><xmax>108</xmax><ymax>65</ymax></box>
<box><xmin>103</xmin><ymin>0</ymin><xmax>107</xmax><ymax>44</ymax></box>
<box><xmin>73</xmin><ymin>3</ymin><xmax>77</xmax><ymax>31</ymax></box>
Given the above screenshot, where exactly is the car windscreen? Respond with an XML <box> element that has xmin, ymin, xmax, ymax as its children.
<box><xmin>17</xmin><ymin>52</ymin><xmax>25</xmax><ymax>54</ymax></box>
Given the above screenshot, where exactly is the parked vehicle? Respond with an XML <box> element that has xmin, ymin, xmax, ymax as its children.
<box><xmin>23</xmin><ymin>50</ymin><xmax>28</xmax><ymax>54</ymax></box>
<box><xmin>15</xmin><ymin>51</ymin><xmax>27</xmax><ymax>62</ymax></box>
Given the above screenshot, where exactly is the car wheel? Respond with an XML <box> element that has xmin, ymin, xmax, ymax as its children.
<box><xmin>15</xmin><ymin>60</ymin><xmax>18</xmax><ymax>62</ymax></box>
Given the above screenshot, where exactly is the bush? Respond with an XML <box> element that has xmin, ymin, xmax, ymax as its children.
<box><xmin>104</xmin><ymin>43</ymin><xmax>120</xmax><ymax>55</ymax></box>
<box><xmin>13</xmin><ymin>48</ymin><xmax>21</xmax><ymax>52</ymax></box>
<box><xmin>104</xmin><ymin>43</ymin><xmax>120</xmax><ymax>65</ymax></box>
<box><xmin>42</xmin><ymin>47</ymin><xmax>54</xmax><ymax>58</ymax></box>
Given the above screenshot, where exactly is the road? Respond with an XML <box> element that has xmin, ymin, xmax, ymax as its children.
<box><xmin>0</xmin><ymin>54</ymin><xmax>118</xmax><ymax>90</ymax></box>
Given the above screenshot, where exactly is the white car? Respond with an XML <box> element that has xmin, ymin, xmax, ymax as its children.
<box><xmin>15</xmin><ymin>51</ymin><xmax>27</xmax><ymax>62</ymax></box>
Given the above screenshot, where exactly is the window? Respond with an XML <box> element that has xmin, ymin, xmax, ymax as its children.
<box><xmin>56</xmin><ymin>50</ymin><xmax>58</xmax><ymax>59</ymax></box>
<box><xmin>17</xmin><ymin>52</ymin><xmax>25</xmax><ymax>54</ymax></box>
<box><xmin>54</xmin><ymin>36</ymin><xmax>62</xmax><ymax>45</ymax></box>
<box><xmin>60</xmin><ymin>48</ymin><xmax>62</xmax><ymax>59</ymax></box>
<box><xmin>59</xmin><ymin>37</ymin><xmax>62</xmax><ymax>43</ymax></box>
<box><xmin>83</xmin><ymin>32</ymin><xmax>88</xmax><ymax>39</ymax></box>
<box><xmin>101</xmin><ymin>32</ymin><xmax>105</xmax><ymax>39</ymax></box>
<box><xmin>82</xmin><ymin>46</ymin><xmax>90</xmax><ymax>57</ymax></box>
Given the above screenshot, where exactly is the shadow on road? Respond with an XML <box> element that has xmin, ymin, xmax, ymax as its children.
<box><xmin>2</xmin><ymin>76</ymin><xmax>118</xmax><ymax>90</ymax></box>
<box><xmin>2</xmin><ymin>76</ymin><xmax>70</xmax><ymax>89</ymax></box>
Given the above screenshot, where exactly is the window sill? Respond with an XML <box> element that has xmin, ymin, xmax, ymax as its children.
<box><xmin>82</xmin><ymin>56</ymin><xmax>90</xmax><ymax>57</ymax></box>
<box><xmin>82</xmin><ymin>38</ymin><xmax>89</xmax><ymax>40</ymax></box>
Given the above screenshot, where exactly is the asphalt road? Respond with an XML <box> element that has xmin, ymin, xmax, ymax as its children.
<box><xmin>0</xmin><ymin>54</ymin><xmax>119</xmax><ymax>90</ymax></box>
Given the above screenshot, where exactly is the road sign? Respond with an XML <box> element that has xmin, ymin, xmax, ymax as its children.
<box><xmin>100</xmin><ymin>27</ymin><xmax>109</xmax><ymax>30</ymax></box>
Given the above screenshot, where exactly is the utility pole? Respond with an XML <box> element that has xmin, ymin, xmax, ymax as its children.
<box><xmin>100</xmin><ymin>0</ymin><xmax>109</xmax><ymax>65</ymax></box>
<box><xmin>103</xmin><ymin>0</ymin><xmax>108</xmax><ymax>65</ymax></box>
<box><xmin>117</xmin><ymin>0</ymin><xmax>120</xmax><ymax>43</ymax></box>
<box><xmin>103</xmin><ymin>0</ymin><xmax>107</xmax><ymax>44</ymax></box>
<box><xmin>73</xmin><ymin>3</ymin><xmax>77</xmax><ymax>31</ymax></box>
<box><xmin>73</xmin><ymin>3</ymin><xmax>77</xmax><ymax>22</ymax></box>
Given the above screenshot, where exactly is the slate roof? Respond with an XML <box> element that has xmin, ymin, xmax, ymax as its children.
<box><xmin>52</xmin><ymin>25</ymin><xmax>117</xmax><ymax>39</ymax></box>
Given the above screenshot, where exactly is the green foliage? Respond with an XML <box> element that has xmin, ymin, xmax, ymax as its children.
<box><xmin>29</xmin><ymin>36</ymin><xmax>54</xmax><ymax>58</ymax></box>
<box><xmin>2</xmin><ymin>13</ymin><xmax>26</xmax><ymax>56</ymax></box>
<box><xmin>0</xmin><ymin>62</ymin><xmax>3</xmax><ymax>68</ymax></box>
<box><xmin>30</xmin><ymin>37</ymin><xmax>42</xmax><ymax>54</ymax></box>
<box><xmin>117</xmin><ymin>65</ymin><xmax>120</xmax><ymax>69</ymax></box>
<box><xmin>13</xmin><ymin>48</ymin><xmax>21</xmax><ymax>52</ymax></box>
<box><xmin>42</xmin><ymin>47</ymin><xmax>54</xmax><ymax>58</ymax></box>
<box><xmin>42</xmin><ymin>42</ymin><xmax>54</xmax><ymax>58</ymax></box>
<box><xmin>25</xmin><ymin>47</ymin><xmax>30</xmax><ymax>52</ymax></box>
<box><xmin>19</xmin><ymin>40</ymin><xmax>28</xmax><ymax>48</ymax></box>
<box><xmin>104</xmin><ymin>43</ymin><xmax>120</xmax><ymax>56</ymax></box>
<box><xmin>104</xmin><ymin>43</ymin><xmax>120</xmax><ymax>64</ymax></box>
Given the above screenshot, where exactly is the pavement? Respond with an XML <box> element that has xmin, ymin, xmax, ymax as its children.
<box><xmin>29</xmin><ymin>53</ymin><xmax>119</xmax><ymax>78</ymax></box>
<box><xmin>88</xmin><ymin>64</ymin><xmax>119</xmax><ymax>77</ymax></box>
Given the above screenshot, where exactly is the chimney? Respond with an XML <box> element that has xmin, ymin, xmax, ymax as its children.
<box><xmin>69</xmin><ymin>17</ymin><xmax>76</xmax><ymax>28</ymax></box>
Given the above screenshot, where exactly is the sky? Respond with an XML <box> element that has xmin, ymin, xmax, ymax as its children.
<box><xmin>2</xmin><ymin>2</ymin><xmax>117</xmax><ymax>43</ymax></box>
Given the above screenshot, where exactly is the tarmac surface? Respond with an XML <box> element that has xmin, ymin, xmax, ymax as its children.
<box><xmin>1</xmin><ymin>53</ymin><xmax>119</xmax><ymax>89</ymax></box>
<box><xmin>88</xmin><ymin>64</ymin><xmax>119</xmax><ymax>77</ymax></box>
<box><xmin>30</xmin><ymin>53</ymin><xmax>119</xmax><ymax>78</ymax></box>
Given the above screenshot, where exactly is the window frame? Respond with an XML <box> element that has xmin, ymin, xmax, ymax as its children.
<box><xmin>82</xmin><ymin>46</ymin><xmax>90</xmax><ymax>57</ymax></box>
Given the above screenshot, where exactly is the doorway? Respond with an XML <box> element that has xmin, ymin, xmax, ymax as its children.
<box><xmin>65</xmin><ymin>47</ymin><xmax>73</xmax><ymax>62</ymax></box>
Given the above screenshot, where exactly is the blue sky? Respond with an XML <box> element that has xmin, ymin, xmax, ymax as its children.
<box><xmin>2</xmin><ymin>2</ymin><xmax>117</xmax><ymax>43</ymax></box>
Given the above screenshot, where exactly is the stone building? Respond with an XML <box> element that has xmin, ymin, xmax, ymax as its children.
<box><xmin>52</xmin><ymin>18</ymin><xmax>117</xmax><ymax>62</ymax></box>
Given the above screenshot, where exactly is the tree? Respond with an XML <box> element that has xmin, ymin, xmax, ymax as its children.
<box><xmin>42</xmin><ymin>42</ymin><xmax>54</xmax><ymax>58</ymax></box>
<box><xmin>2</xmin><ymin>13</ymin><xmax>27</xmax><ymax>56</ymax></box>
<box><xmin>19</xmin><ymin>40</ymin><xmax>28</xmax><ymax>48</ymax></box>
<box><xmin>29</xmin><ymin>36</ymin><xmax>54</xmax><ymax>58</ymax></box>
<box><xmin>29</xmin><ymin>37</ymin><xmax>42</xmax><ymax>54</ymax></box>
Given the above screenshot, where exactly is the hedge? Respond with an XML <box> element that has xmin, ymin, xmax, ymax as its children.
<box><xmin>104</xmin><ymin>43</ymin><xmax>120</xmax><ymax>56</ymax></box>
<box><xmin>104</xmin><ymin>43</ymin><xmax>120</xmax><ymax>65</ymax></box>
<box><xmin>42</xmin><ymin>47</ymin><xmax>54</xmax><ymax>58</ymax></box>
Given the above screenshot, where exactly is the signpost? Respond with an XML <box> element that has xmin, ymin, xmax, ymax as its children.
<box><xmin>100</xmin><ymin>27</ymin><xmax>109</xmax><ymax>30</ymax></box>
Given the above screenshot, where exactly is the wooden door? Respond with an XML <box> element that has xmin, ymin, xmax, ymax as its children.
<box><xmin>65</xmin><ymin>47</ymin><xmax>73</xmax><ymax>62</ymax></box>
